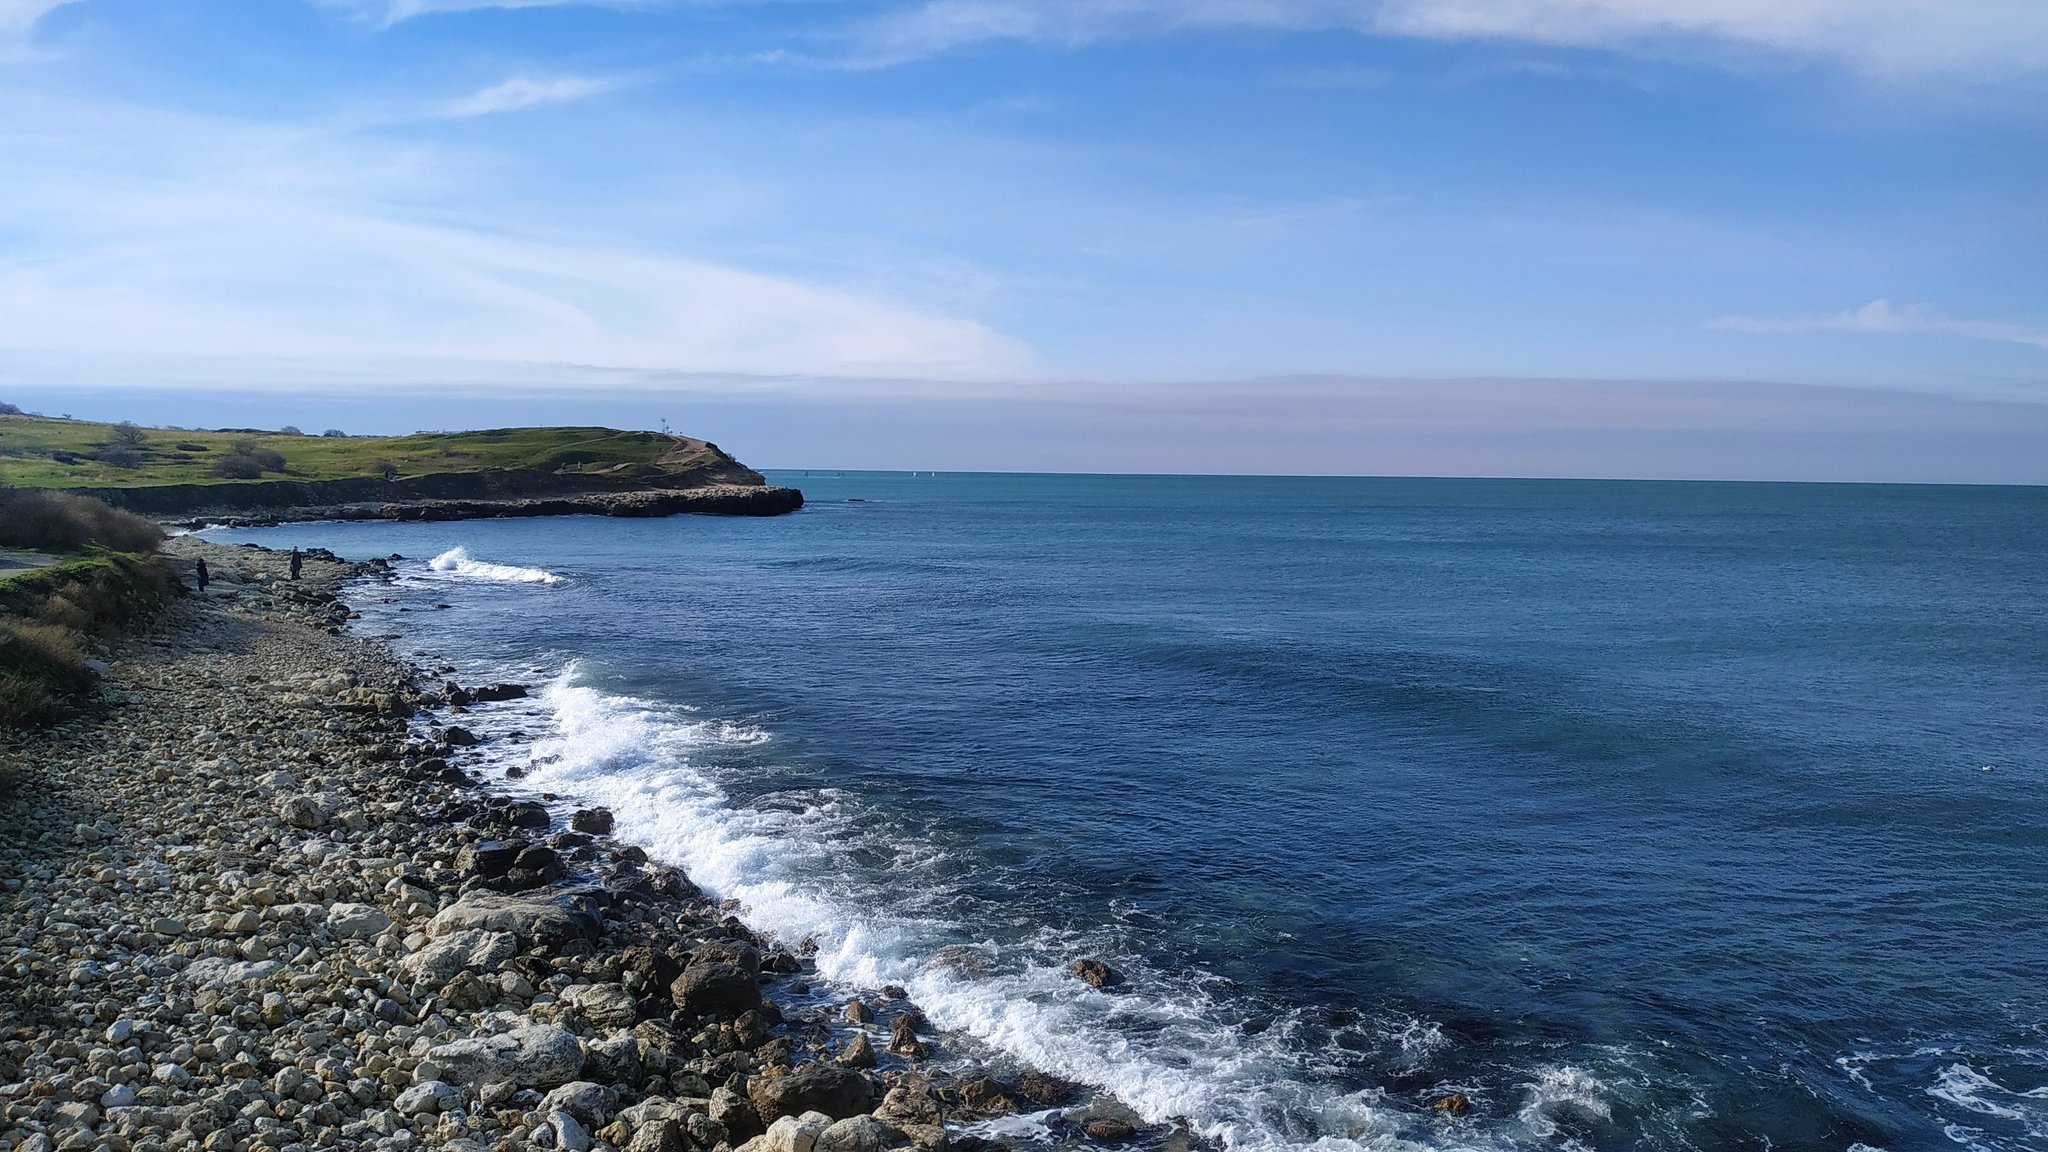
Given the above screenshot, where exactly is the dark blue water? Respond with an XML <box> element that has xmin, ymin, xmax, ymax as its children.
<box><xmin>214</xmin><ymin>474</ymin><xmax>2048</xmax><ymax>1152</ymax></box>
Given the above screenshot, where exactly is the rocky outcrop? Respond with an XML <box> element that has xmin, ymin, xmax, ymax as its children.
<box><xmin>152</xmin><ymin>483</ymin><xmax>805</xmax><ymax>527</ymax></box>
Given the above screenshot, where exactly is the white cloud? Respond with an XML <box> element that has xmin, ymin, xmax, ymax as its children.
<box><xmin>847</xmin><ymin>0</ymin><xmax>2048</xmax><ymax>78</ymax></box>
<box><xmin>0</xmin><ymin>93</ymin><xmax>1030</xmax><ymax>381</ymax></box>
<box><xmin>1713</xmin><ymin>299</ymin><xmax>2048</xmax><ymax>350</ymax></box>
<box><xmin>441</xmin><ymin>75</ymin><xmax>617</xmax><ymax>117</ymax></box>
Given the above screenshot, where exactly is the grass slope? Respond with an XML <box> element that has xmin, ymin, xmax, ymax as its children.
<box><xmin>1</xmin><ymin>549</ymin><xmax>178</xmax><ymax>728</ymax></box>
<box><xmin>0</xmin><ymin>414</ymin><xmax>732</xmax><ymax>489</ymax></box>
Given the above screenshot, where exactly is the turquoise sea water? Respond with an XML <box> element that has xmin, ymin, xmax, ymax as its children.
<box><xmin>214</xmin><ymin>473</ymin><xmax>2048</xmax><ymax>1152</ymax></box>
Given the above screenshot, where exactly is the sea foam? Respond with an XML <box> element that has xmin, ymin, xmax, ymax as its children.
<box><xmin>471</xmin><ymin>666</ymin><xmax>1605</xmax><ymax>1152</ymax></box>
<box><xmin>427</xmin><ymin>547</ymin><xmax>564</xmax><ymax>585</ymax></box>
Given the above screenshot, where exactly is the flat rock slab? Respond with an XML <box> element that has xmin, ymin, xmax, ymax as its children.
<box><xmin>427</xmin><ymin>1024</ymin><xmax>585</xmax><ymax>1089</ymax></box>
<box><xmin>428</xmin><ymin>892</ymin><xmax>599</xmax><ymax>945</ymax></box>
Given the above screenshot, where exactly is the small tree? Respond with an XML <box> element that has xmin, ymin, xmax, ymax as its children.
<box><xmin>94</xmin><ymin>446</ymin><xmax>144</xmax><ymax>469</ymax></box>
<box><xmin>110</xmin><ymin>422</ymin><xmax>147</xmax><ymax>446</ymax></box>
<box><xmin>321</xmin><ymin>428</ymin><xmax>347</xmax><ymax>438</ymax></box>
<box><xmin>279</xmin><ymin>425</ymin><xmax>304</xmax><ymax>436</ymax></box>
<box><xmin>0</xmin><ymin>402</ymin><xmax>21</xmax><ymax>415</ymax></box>
<box><xmin>375</xmin><ymin>459</ymin><xmax>399</xmax><ymax>481</ymax></box>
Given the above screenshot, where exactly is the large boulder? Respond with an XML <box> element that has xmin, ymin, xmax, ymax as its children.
<box><xmin>755</xmin><ymin>1112</ymin><xmax>834</xmax><ymax>1152</ymax></box>
<box><xmin>874</xmin><ymin>1077</ymin><xmax>940</xmax><ymax>1129</ymax></box>
<box><xmin>457</xmin><ymin>840</ymin><xmax>522</xmax><ymax>879</ymax></box>
<box><xmin>817</xmin><ymin>1116</ymin><xmax>901</xmax><ymax>1152</ymax></box>
<box><xmin>671</xmin><ymin>942</ymin><xmax>763</xmax><ymax>1017</ymax></box>
<box><xmin>326</xmin><ymin>902</ymin><xmax>391</xmax><ymax>939</ymax></box>
<box><xmin>428</xmin><ymin>1024</ymin><xmax>585</xmax><ymax>1089</ymax></box>
<box><xmin>428</xmin><ymin>893</ymin><xmax>598</xmax><ymax>946</ymax></box>
<box><xmin>402</xmin><ymin>929</ymin><xmax>518</xmax><ymax>986</ymax></box>
<box><xmin>748</xmin><ymin>1065</ymin><xmax>874</xmax><ymax>1123</ymax></box>
<box><xmin>542</xmin><ymin>1081</ymin><xmax>614</xmax><ymax>1126</ymax></box>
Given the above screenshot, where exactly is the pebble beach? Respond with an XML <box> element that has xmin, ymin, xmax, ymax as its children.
<box><xmin>0</xmin><ymin>539</ymin><xmax>1127</xmax><ymax>1152</ymax></box>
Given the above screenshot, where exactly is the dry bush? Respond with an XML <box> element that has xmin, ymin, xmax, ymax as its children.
<box><xmin>0</xmin><ymin>673</ymin><xmax>63</xmax><ymax>729</ymax></box>
<box><xmin>0</xmin><ymin>489</ymin><xmax>164</xmax><ymax>552</ymax></box>
<box><xmin>0</xmin><ymin>619</ymin><xmax>91</xmax><ymax>726</ymax></box>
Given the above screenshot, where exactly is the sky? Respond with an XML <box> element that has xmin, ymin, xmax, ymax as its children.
<box><xmin>0</xmin><ymin>0</ymin><xmax>2044</xmax><ymax>479</ymax></box>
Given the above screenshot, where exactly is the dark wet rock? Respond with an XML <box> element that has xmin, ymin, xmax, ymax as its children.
<box><xmin>441</xmin><ymin>724</ymin><xmax>481</xmax><ymax>746</ymax></box>
<box><xmin>836</xmin><ymin>1033</ymin><xmax>876</xmax><ymax>1069</ymax></box>
<box><xmin>929</xmin><ymin>945</ymin><xmax>991</xmax><ymax>978</ymax></box>
<box><xmin>1430</xmin><ymin>1092</ymin><xmax>1471</xmax><ymax>1116</ymax></box>
<box><xmin>672</xmin><ymin>954</ymin><xmax>764</xmax><ymax>1017</ymax></box>
<box><xmin>711</xmin><ymin>1085</ymin><xmax>763</xmax><ymax>1140</ymax></box>
<box><xmin>505</xmin><ymin>799</ymin><xmax>551</xmax><ymax>827</ymax></box>
<box><xmin>621</xmin><ymin>944</ymin><xmax>687</xmax><ymax>991</ymax></box>
<box><xmin>843</xmin><ymin>1001</ymin><xmax>875</xmax><ymax>1024</ymax></box>
<box><xmin>873</xmin><ymin>1076</ymin><xmax>941</xmax><ymax>1129</ymax></box>
<box><xmin>1071</xmin><ymin>959</ymin><xmax>1120</xmax><ymax>989</ymax></box>
<box><xmin>881</xmin><ymin>985</ymin><xmax>909</xmax><ymax>1000</ymax></box>
<box><xmin>887</xmin><ymin>1014</ymin><xmax>928</xmax><ymax>1060</ymax></box>
<box><xmin>472</xmin><ymin>682</ymin><xmax>531</xmax><ymax>702</ymax></box>
<box><xmin>954</xmin><ymin>1078</ymin><xmax>1017</xmax><ymax>1116</ymax></box>
<box><xmin>459</xmin><ymin>839</ymin><xmax>523</xmax><ymax>878</ymax></box>
<box><xmin>572</xmin><ymin>806</ymin><xmax>616</xmax><ymax>834</ymax></box>
<box><xmin>748</xmin><ymin>1064</ymin><xmax>875</xmax><ymax>1122</ymax></box>
<box><xmin>1067</xmin><ymin>1100</ymin><xmax>1144</xmax><ymax>1143</ymax></box>
<box><xmin>1016</xmin><ymin>1070</ymin><xmax>1083</xmax><ymax>1107</ymax></box>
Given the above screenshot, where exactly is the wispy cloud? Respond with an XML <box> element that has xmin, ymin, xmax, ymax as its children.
<box><xmin>0</xmin><ymin>0</ymin><xmax>79</xmax><ymax>42</ymax></box>
<box><xmin>0</xmin><ymin>92</ymin><xmax>1030</xmax><ymax>380</ymax></box>
<box><xmin>441</xmin><ymin>74</ymin><xmax>618</xmax><ymax>117</ymax></box>
<box><xmin>845</xmin><ymin>0</ymin><xmax>2048</xmax><ymax>79</ymax></box>
<box><xmin>1714</xmin><ymin>299</ymin><xmax>2048</xmax><ymax>350</ymax></box>
<box><xmin>317</xmin><ymin>0</ymin><xmax>657</xmax><ymax>30</ymax></box>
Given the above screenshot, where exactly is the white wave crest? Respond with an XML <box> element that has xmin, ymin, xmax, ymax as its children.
<box><xmin>480</xmin><ymin>667</ymin><xmax>1477</xmax><ymax>1152</ymax></box>
<box><xmin>427</xmin><ymin>547</ymin><xmax>563</xmax><ymax>585</ymax></box>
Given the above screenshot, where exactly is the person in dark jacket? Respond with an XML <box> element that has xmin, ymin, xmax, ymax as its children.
<box><xmin>194</xmin><ymin>557</ymin><xmax>209</xmax><ymax>592</ymax></box>
<box><xmin>289</xmin><ymin>548</ymin><xmax>302</xmax><ymax>580</ymax></box>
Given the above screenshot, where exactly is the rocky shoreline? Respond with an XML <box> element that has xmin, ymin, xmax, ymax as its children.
<box><xmin>0</xmin><ymin>539</ymin><xmax>1163</xmax><ymax>1152</ymax></box>
<box><xmin>162</xmin><ymin>487</ymin><xmax>804</xmax><ymax>530</ymax></box>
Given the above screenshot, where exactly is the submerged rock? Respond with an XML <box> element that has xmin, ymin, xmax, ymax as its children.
<box><xmin>1070</xmin><ymin>958</ymin><xmax>1120</xmax><ymax>989</ymax></box>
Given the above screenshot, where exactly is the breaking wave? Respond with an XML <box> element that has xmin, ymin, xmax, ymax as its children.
<box><xmin>427</xmin><ymin>547</ymin><xmax>564</xmax><ymax>585</ymax></box>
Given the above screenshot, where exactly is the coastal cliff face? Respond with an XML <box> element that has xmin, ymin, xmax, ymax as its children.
<box><xmin>69</xmin><ymin>455</ymin><xmax>802</xmax><ymax>524</ymax></box>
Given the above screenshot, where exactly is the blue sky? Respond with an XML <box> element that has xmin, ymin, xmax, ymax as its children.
<box><xmin>1</xmin><ymin>0</ymin><xmax>2044</xmax><ymax>478</ymax></box>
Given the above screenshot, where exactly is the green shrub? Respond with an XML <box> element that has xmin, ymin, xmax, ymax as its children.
<box><xmin>212</xmin><ymin>453</ymin><xmax>266</xmax><ymax>479</ymax></box>
<box><xmin>0</xmin><ymin>488</ymin><xmax>164</xmax><ymax>552</ymax></box>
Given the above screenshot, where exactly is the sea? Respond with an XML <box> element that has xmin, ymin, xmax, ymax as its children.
<box><xmin>207</xmin><ymin>472</ymin><xmax>2048</xmax><ymax>1152</ymax></box>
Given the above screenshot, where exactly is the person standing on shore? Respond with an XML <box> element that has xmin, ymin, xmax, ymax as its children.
<box><xmin>289</xmin><ymin>548</ymin><xmax>302</xmax><ymax>580</ymax></box>
<box><xmin>194</xmin><ymin>558</ymin><xmax>209</xmax><ymax>592</ymax></box>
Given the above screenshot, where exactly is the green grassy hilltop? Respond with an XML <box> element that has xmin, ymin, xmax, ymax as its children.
<box><xmin>0</xmin><ymin>412</ymin><xmax>736</xmax><ymax>489</ymax></box>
